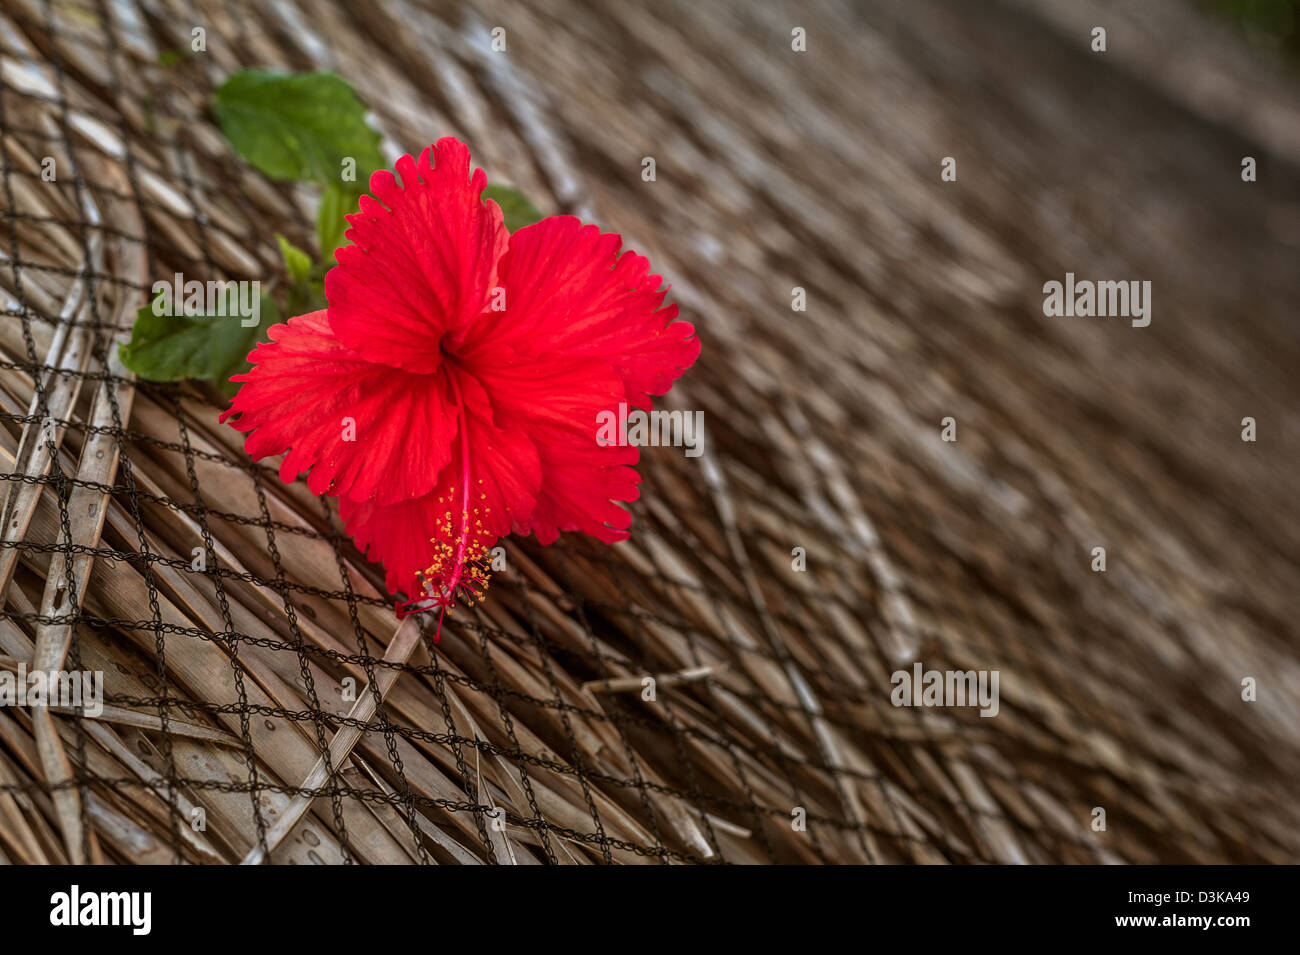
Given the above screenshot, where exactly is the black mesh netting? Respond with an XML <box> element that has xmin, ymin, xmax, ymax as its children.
<box><xmin>1</xmin><ymin>0</ymin><xmax>1298</xmax><ymax>866</ymax></box>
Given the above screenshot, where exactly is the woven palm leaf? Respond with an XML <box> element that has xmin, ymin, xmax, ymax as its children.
<box><xmin>0</xmin><ymin>0</ymin><xmax>1297</xmax><ymax>865</ymax></box>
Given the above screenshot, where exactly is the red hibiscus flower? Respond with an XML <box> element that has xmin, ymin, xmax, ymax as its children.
<box><xmin>221</xmin><ymin>138</ymin><xmax>699</xmax><ymax>625</ymax></box>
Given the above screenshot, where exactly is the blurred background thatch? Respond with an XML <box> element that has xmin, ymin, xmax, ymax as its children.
<box><xmin>0</xmin><ymin>0</ymin><xmax>1297</xmax><ymax>864</ymax></box>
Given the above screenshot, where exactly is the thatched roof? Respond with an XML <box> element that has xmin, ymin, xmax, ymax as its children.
<box><xmin>0</xmin><ymin>0</ymin><xmax>1297</xmax><ymax>864</ymax></box>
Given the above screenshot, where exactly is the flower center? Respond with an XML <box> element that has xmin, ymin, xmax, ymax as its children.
<box><xmin>395</xmin><ymin>369</ymin><xmax>494</xmax><ymax>636</ymax></box>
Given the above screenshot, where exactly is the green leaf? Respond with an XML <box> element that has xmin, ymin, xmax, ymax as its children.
<box><xmin>286</xmin><ymin>276</ymin><xmax>328</xmax><ymax>320</ymax></box>
<box><xmin>213</xmin><ymin>71</ymin><xmax>385</xmax><ymax>186</ymax></box>
<box><xmin>119</xmin><ymin>289</ymin><xmax>279</xmax><ymax>395</ymax></box>
<box><xmin>482</xmin><ymin>183</ymin><xmax>544</xmax><ymax>233</ymax></box>
<box><xmin>276</xmin><ymin>234</ymin><xmax>313</xmax><ymax>284</ymax></box>
<box><xmin>316</xmin><ymin>182</ymin><xmax>354</xmax><ymax>263</ymax></box>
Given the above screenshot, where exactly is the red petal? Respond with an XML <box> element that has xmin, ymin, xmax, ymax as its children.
<box><xmin>466</xmin><ymin>216</ymin><xmax>700</xmax><ymax>408</ymax></box>
<box><xmin>339</xmin><ymin>368</ymin><xmax>540</xmax><ymax>597</ymax></box>
<box><xmin>220</xmin><ymin>310</ymin><xmax>457</xmax><ymax>504</ymax></box>
<box><xmin>339</xmin><ymin>492</ymin><xmax>446</xmax><ymax>598</ymax></box>
<box><xmin>325</xmin><ymin>138</ymin><xmax>508</xmax><ymax>372</ymax></box>
<box><xmin>453</xmin><ymin>368</ymin><xmax>544</xmax><ymax>538</ymax></box>
<box><xmin>463</xmin><ymin>344</ymin><xmax>642</xmax><ymax>545</ymax></box>
<box><xmin>517</xmin><ymin>419</ymin><xmax>642</xmax><ymax>545</ymax></box>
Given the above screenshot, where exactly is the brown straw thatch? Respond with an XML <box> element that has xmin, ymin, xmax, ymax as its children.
<box><xmin>1</xmin><ymin>0</ymin><xmax>1298</xmax><ymax>864</ymax></box>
